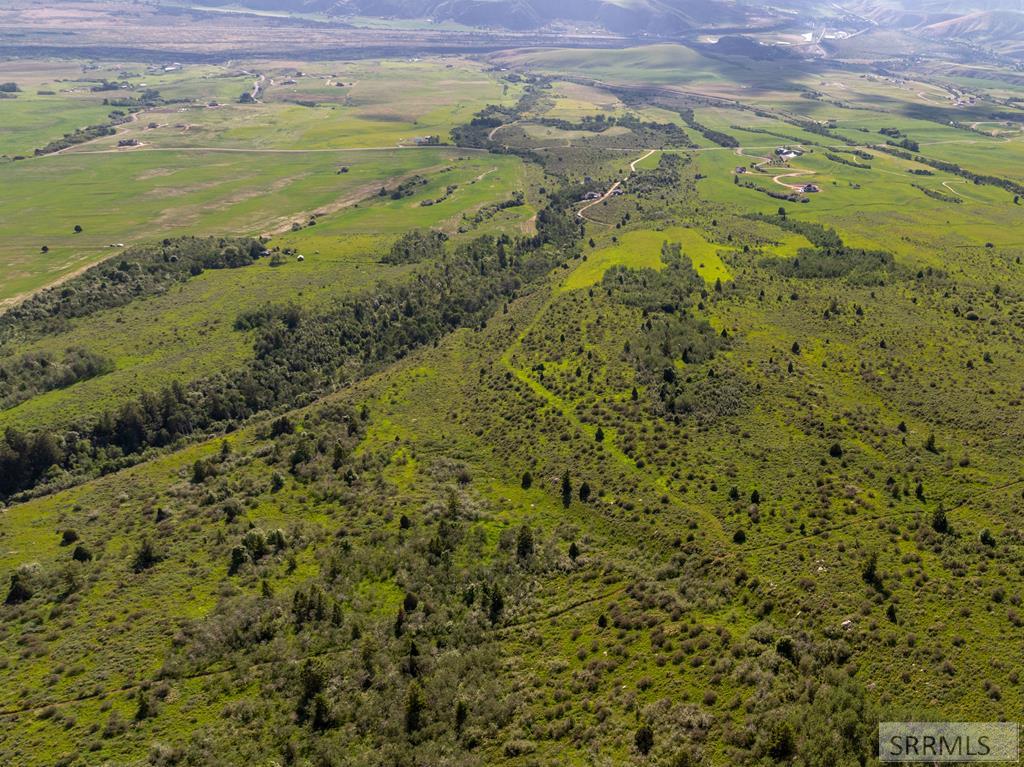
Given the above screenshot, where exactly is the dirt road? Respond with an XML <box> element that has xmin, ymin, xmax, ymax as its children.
<box><xmin>577</xmin><ymin>149</ymin><xmax>656</xmax><ymax>224</ymax></box>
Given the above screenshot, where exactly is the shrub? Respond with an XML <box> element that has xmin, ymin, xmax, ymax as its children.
<box><xmin>5</xmin><ymin>565</ymin><xmax>39</xmax><ymax>605</ymax></box>
<box><xmin>635</xmin><ymin>724</ymin><xmax>654</xmax><ymax>755</ymax></box>
<box><xmin>132</xmin><ymin>537</ymin><xmax>162</xmax><ymax>573</ymax></box>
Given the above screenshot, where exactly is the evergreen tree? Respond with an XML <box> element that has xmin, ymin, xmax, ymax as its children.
<box><xmin>635</xmin><ymin>724</ymin><xmax>654</xmax><ymax>755</ymax></box>
<box><xmin>516</xmin><ymin>525</ymin><xmax>534</xmax><ymax>561</ymax></box>
<box><xmin>405</xmin><ymin>683</ymin><xmax>424</xmax><ymax>733</ymax></box>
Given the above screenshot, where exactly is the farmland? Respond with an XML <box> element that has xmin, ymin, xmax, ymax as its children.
<box><xmin>0</xmin><ymin>57</ymin><xmax>523</xmax><ymax>304</ymax></box>
<box><xmin>1</xmin><ymin>29</ymin><xmax>1024</xmax><ymax>767</ymax></box>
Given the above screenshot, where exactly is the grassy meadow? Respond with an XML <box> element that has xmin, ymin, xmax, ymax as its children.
<box><xmin>0</xmin><ymin>56</ymin><xmax>518</xmax><ymax>303</ymax></box>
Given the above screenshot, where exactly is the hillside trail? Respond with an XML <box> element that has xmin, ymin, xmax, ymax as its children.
<box><xmin>487</xmin><ymin>120</ymin><xmax>518</xmax><ymax>141</ymax></box>
<box><xmin>0</xmin><ymin>260</ymin><xmax>98</xmax><ymax>311</ymax></box>
<box><xmin>501</xmin><ymin>194</ymin><xmax>1024</xmax><ymax>577</ymax></box>
<box><xmin>506</xmin><ymin>149</ymin><xmax>729</xmax><ymax>546</ymax></box>
<box><xmin>49</xmin><ymin>108</ymin><xmax>147</xmax><ymax>157</ymax></box>
<box><xmin>734</xmin><ymin>145</ymin><xmax>770</xmax><ymax>169</ymax></box>
<box><xmin>940</xmin><ymin>178</ymin><xmax>984</xmax><ymax>201</ymax></box>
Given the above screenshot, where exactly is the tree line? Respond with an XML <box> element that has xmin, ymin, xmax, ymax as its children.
<box><xmin>0</xmin><ymin>197</ymin><xmax>582</xmax><ymax>501</ymax></box>
<box><xmin>873</xmin><ymin>144</ymin><xmax>1024</xmax><ymax>197</ymax></box>
<box><xmin>678</xmin><ymin>109</ymin><xmax>739</xmax><ymax>148</ymax></box>
<box><xmin>0</xmin><ymin>236</ymin><xmax>265</xmax><ymax>346</ymax></box>
<box><xmin>0</xmin><ymin>346</ymin><xmax>112</xmax><ymax>412</ymax></box>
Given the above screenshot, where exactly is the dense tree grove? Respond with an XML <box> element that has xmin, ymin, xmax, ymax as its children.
<box><xmin>750</xmin><ymin>213</ymin><xmax>896</xmax><ymax>282</ymax></box>
<box><xmin>770</xmin><ymin>246</ymin><xmax>895</xmax><ymax>283</ymax></box>
<box><xmin>0</xmin><ymin>346</ymin><xmax>112</xmax><ymax>410</ymax></box>
<box><xmin>382</xmin><ymin>229</ymin><xmax>448</xmax><ymax>265</ymax></box>
<box><xmin>603</xmin><ymin>242</ymin><xmax>724</xmax><ymax>414</ymax></box>
<box><xmin>539</xmin><ymin>114</ymin><xmax>697</xmax><ymax>149</ymax></box>
<box><xmin>628</xmin><ymin>152</ymin><xmax>688</xmax><ymax>196</ymax></box>
<box><xmin>0</xmin><ymin>197</ymin><xmax>581</xmax><ymax>500</ymax></box>
<box><xmin>0</xmin><ymin>237</ymin><xmax>265</xmax><ymax>345</ymax></box>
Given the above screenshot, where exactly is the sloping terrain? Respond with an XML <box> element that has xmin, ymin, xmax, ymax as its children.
<box><xmin>2</xmin><ymin>39</ymin><xmax>1024</xmax><ymax>767</ymax></box>
<box><xmin>919</xmin><ymin>9</ymin><xmax>1024</xmax><ymax>53</ymax></box>
<box><xmin>847</xmin><ymin>0</ymin><xmax>1024</xmax><ymax>56</ymax></box>
<box><xmin>179</xmin><ymin>0</ymin><xmax>757</xmax><ymax>32</ymax></box>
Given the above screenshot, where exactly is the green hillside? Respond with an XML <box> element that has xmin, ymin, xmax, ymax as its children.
<box><xmin>1</xmin><ymin>43</ymin><xmax>1023</xmax><ymax>767</ymax></box>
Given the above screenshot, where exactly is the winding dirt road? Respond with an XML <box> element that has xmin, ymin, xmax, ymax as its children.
<box><xmin>772</xmin><ymin>169</ymin><xmax>817</xmax><ymax>191</ymax></box>
<box><xmin>577</xmin><ymin>149</ymin><xmax>656</xmax><ymax>224</ymax></box>
<box><xmin>735</xmin><ymin>146</ymin><xmax>818</xmax><ymax>192</ymax></box>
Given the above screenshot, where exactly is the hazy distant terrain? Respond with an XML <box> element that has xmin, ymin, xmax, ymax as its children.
<box><xmin>2</xmin><ymin>0</ymin><xmax>1023</xmax><ymax>59</ymax></box>
<box><xmin>1</xmin><ymin>2</ymin><xmax>1023</xmax><ymax>766</ymax></box>
<box><xmin>157</xmin><ymin>0</ymin><xmax>1024</xmax><ymax>56</ymax></box>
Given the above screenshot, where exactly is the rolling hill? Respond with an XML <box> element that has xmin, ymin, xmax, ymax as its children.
<box><xmin>182</xmin><ymin>0</ymin><xmax>762</xmax><ymax>32</ymax></box>
<box><xmin>847</xmin><ymin>1</ymin><xmax>1024</xmax><ymax>55</ymax></box>
<box><xmin>919</xmin><ymin>9</ymin><xmax>1024</xmax><ymax>52</ymax></box>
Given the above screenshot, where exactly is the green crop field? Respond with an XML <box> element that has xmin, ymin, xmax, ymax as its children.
<box><xmin>0</xmin><ymin>147</ymin><xmax>472</xmax><ymax>302</ymax></box>
<box><xmin>2</xmin><ymin>26</ymin><xmax>1024</xmax><ymax>767</ymax></box>
<box><xmin>0</xmin><ymin>57</ymin><xmax>518</xmax><ymax>304</ymax></box>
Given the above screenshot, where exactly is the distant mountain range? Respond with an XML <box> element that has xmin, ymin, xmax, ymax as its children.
<box><xmin>919</xmin><ymin>8</ymin><xmax>1024</xmax><ymax>42</ymax></box>
<box><xmin>186</xmin><ymin>0</ymin><xmax>766</xmax><ymax>34</ymax></box>
<box><xmin>848</xmin><ymin>1</ymin><xmax>1024</xmax><ymax>55</ymax></box>
<box><xmin>179</xmin><ymin>0</ymin><xmax>1024</xmax><ymax>55</ymax></box>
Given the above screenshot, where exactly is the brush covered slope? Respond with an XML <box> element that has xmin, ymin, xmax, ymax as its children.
<box><xmin>1</xmin><ymin>46</ymin><xmax>1024</xmax><ymax>767</ymax></box>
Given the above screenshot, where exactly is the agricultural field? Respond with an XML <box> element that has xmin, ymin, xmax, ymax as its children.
<box><xmin>0</xmin><ymin>149</ymin><xmax>532</xmax><ymax>433</ymax></box>
<box><xmin>2</xmin><ymin>28</ymin><xmax>1024</xmax><ymax>767</ymax></box>
<box><xmin>0</xmin><ymin>57</ymin><xmax>521</xmax><ymax>304</ymax></box>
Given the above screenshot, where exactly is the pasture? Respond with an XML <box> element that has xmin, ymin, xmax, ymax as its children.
<box><xmin>0</xmin><ymin>56</ymin><xmax>518</xmax><ymax>303</ymax></box>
